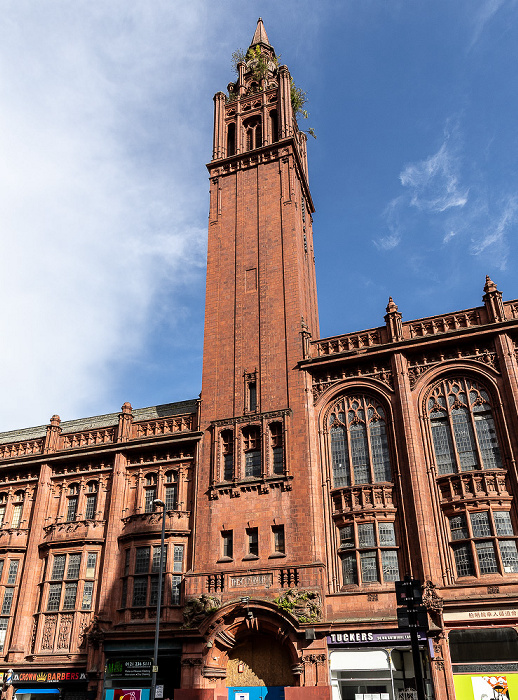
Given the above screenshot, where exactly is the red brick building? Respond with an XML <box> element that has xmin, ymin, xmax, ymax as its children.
<box><xmin>1</xmin><ymin>19</ymin><xmax>518</xmax><ymax>700</ymax></box>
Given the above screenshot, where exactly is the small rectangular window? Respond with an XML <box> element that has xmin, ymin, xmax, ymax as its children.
<box><xmin>124</xmin><ymin>549</ymin><xmax>131</xmax><ymax>577</ymax></box>
<box><xmin>247</xmin><ymin>528</ymin><xmax>259</xmax><ymax>557</ymax></box>
<box><xmin>378</xmin><ymin>522</ymin><xmax>396</xmax><ymax>546</ymax></box>
<box><xmin>341</xmin><ymin>553</ymin><xmax>358</xmax><ymax>585</ymax></box>
<box><xmin>500</xmin><ymin>540</ymin><xmax>518</xmax><ymax>573</ymax></box>
<box><xmin>7</xmin><ymin>560</ymin><xmax>19</xmax><ymax>585</ymax></box>
<box><xmin>66</xmin><ymin>496</ymin><xmax>78</xmax><ymax>523</ymax></box>
<box><xmin>135</xmin><ymin>547</ymin><xmax>151</xmax><ymax>574</ymax></box>
<box><xmin>494</xmin><ymin>511</ymin><xmax>514</xmax><ymax>536</ymax></box>
<box><xmin>174</xmin><ymin>545</ymin><xmax>184</xmax><ymax>573</ymax></box>
<box><xmin>360</xmin><ymin>551</ymin><xmax>378</xmax><ymax>582</ymax></box>
<box><xmin>82</xmin><ymin>581</ymin><xmax>94</xmax><ymax>610</ymax></box>
<box><xmin>86</xmin><ymin>552</ymin><xmax>97</xmax><ymax>578</ymax></box>
<box><xmin>0</xmin><ymin>505</ymin><xmax>6</xmax><ymax>527</ymax></box>
<box><xmin>51</xmin><ymin>555</ymin><xmax>66</xmax><ymax>581</ymax></box>
<box><xmin>450</xmin><ymin>514</ymin><xmax>469</xmax><ymax>540</ymax></box>
<box><xmin>152</xmin><ymin>546</ymin><xmax>164</xmax><ymax>573</ymax></box>
<box><xmin>132</xmin><ymin>578</ymin><xmax>148</xmax><ymax>607</ymax></box>
<box><xmin>358</xmin><ymin>523</ymin><xmax>376</xmax><ymax>548</ymax></box>
<box><xmin>381</xmin><ymin>550</ymin><xmax>400</xmax><ymax>581</ymax></box>
<box><xmin>121</xmin><ymin>578</ymin><xmax>128</xmax><ymax>608</ymax></box>
<box><xmin>144</xmin><ymin>488</ymin><xmax>156</xmax><ymax>514</ymax></box>
<box><xmin>475</xmin><ymin>541</ymin><xmax>498</xmax><ymax>574</ymax></box>
<box><xmin>62</xmin><ymin>582</ymin><xmax>77</xmax><ymax>609</ymax></box>
<box><xmin>85</xmin><ymin>493</ymin><xmax>97</xmax><ymax>519</ymax></box>
<box><xmin>222</xmin><ymin>531</ymin><xmax>233</xmax><ymax>559</ymax></box>
<box><xmin>273</xmin><ymin>525</ymin><xmax>285</xmax><ymax>554</ymax></box>
<box><xmin>471</xmin><ymin>512</ymin><xmax>492</xmax><ymax>538</ymax></box>
<box><xmin>47</xmin><ymin>583</ymin><xmax>62</xmax><ymax>611</ymax></box>
<box><xmin>165</xmin><ymin>484</ymin><xmax>178</xmax><ymax>510</ymax></box>
<box><xmin>339</xmin><ymin>524</ymin><xmax>354</xmax><ymax>549</ymax></box>
<box><xmin>0</xmin><ymin>560</ymin><xmax>4</xmax><ymax>581</ymax></box>
<box><xmin>248</xmin><ymin>382</ymin><xmax>257</xmax><ymax>412</ymax></box>
<box><xmin>0</xmin><ymin>618</ymin><xmax>8</xmax><ymax>652</ymax></box>
<box><xmin>1</xmin><ymin>589</ymin><xmax>14</xmax><ymax>615</ymax></box>
<box><xmin>453</xmin><ymin>543</ymin><xmax>475</xmax><ymax>577</ymax></box>
<box><xmin>66</xmin><ymin>554</ymin><xmax>81</xmax><ymax>580</ymax></box>
<box><xmin>149</xmin><ymin>575</ymin><xmax>164</xmax><ymax>606</ymax></box>
<box><xmin>11</xmin><ymin>503</ymin><xmax>23</xmax><ymax>528</ymax></box>
<box><xmin>171</xmin><ymin>575</ymin><xmax>182</xmax><ymax>605</ymax></box>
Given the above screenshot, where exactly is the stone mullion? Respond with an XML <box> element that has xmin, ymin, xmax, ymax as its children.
<box><xmin>7</xmin><ymin>462</ymin><xmax>52</xmax><ymax>662</ymax></box>
<box><xmin>392</xmin><ymin>352</ymin><xmax>440</xmax><ymax>582</ymax></box>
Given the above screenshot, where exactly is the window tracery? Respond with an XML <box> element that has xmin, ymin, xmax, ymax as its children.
<box><xmin>329</xmin><ymin>395</ymin><xmax>392</xmax><ymax>488</ymax></box>
<box><xmin>427</xmin><ymin>377</ymin><xmax>502</xmax><ymax>474</ymax></box>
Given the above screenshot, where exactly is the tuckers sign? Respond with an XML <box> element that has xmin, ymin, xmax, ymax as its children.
<box><xmin>328</xmin><ymin>631</ymin><xmax>427</xmax><ymax>645</ymax></box>
<box><xmin>12</xmin><ymin>670</ymin><xmax>87</xmax><ymax>683</ymax></box>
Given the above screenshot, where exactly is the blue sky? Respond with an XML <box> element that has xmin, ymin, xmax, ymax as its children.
<box><xmin>1</xmin><ymin>0</ymin><xmax>517</xmax><ymax>430</ymax></box>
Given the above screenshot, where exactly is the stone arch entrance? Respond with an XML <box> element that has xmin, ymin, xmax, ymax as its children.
<box><xmin>226</xmin><ymin>633</ymin><xmax>295</xmax><ymax>688</ymax></box>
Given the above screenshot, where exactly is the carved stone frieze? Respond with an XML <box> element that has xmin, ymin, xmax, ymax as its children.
<box><xmin>407</xmin><ymin>343</ymin><xmax>499</xmax><ymax>388</ymax></box>
<box><xmin>57</xmin><ymin>614</ymin><xmax>73</xmax><ymax>650</ymax></box>
<box><xmin>303</xmin><ymin>654</ymin><xmax>326</xmax><ymax>664</ymax></box>
<box><xmin>183</xmin><ymin>595</ymin><xmax>221</xmax><ymax>628</ymax></box>
<box><xmin>312</xmin><ymin>362</ymin><xmax>393</xmax><ymax>401</ymax></box>
<box><xmin>41</xmin><ymin>615</ymin><xmax>57</xmax><ymax>651</ymax></box>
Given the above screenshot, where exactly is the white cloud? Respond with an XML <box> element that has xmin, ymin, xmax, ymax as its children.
<box><xmin>469</xmin><ymin>0</ymin><xmax>513</xmax><ymax>49</ymax></box>
<box><xmin>469</xmin><ymin>195</ymin><xmax>518</xmax><ymax>268</ymax></box>
<box><xmin>0</xmin><ymin>2</ymin><xmax>215</xmax><ymax>430</ymax></box>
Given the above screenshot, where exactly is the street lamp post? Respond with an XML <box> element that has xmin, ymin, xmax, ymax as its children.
<box><xmin>151</xmin><ymin>498</ymin><xmax>166</xmax><ymax>700</ymax></box>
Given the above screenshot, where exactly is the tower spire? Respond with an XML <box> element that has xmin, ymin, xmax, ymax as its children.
<box><xmin>250</xmin><ymin>17</ymin><xmax>271</xmax><ymax>47</ymax></box>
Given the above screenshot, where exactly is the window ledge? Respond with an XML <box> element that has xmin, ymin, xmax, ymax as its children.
<box><xmin>268</xmin><ymin>552</ymin><xmax>286</xmax><ymax>559</ymax></box>
<box><xmin>217</xmin><ymin>556</ymin><xmax>234</xmax><ymax>563</ymax></box>
<box><xmin>242</xmin><ymin>554</ymin><xmax>259</xmax><ymax>561</ymax></box>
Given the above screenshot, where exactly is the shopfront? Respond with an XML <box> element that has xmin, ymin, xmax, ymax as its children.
<box><xmin>448</xmin><ymin>626</ymin><xmax>518</xmax><ymax>699</ymax></box>
<box><xmin>328</xmin><ymin>631</ymin><xmax>433</xmax><ymax>700</ymax></box>
<box><xmin>9</xmin><ymin>667</ymin><xmax>88</xmax><ymax>700</ymax></box>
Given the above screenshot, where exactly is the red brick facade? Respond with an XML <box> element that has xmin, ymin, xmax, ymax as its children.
<box><xmin>1</xmin><ymin>19</ymin><xmax>518</xmax><ymax>700</ymax></box>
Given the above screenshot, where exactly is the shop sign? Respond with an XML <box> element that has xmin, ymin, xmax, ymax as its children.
<box><xmin>328</xmin><ymin>631</ymin><xmax>427</xmax><ymax>645</ymax></box>
<box><xmin>453</xmin><ymin>673</ymin><xmax>518</xmax><ymax>699</ymax></box>
<box><xmin>114</xmin><ymin>690</ymin><xmax>142</xmax><ymax>700</ymax></box>
<box><xmin>443</xmin><ymin>608</ymin><xmax>518</xmax><ymax>622</ymax></box>
<box><xmin>105</xmin><ymin>659</ymin><xmax>152</xmax><ymax>678</ymax></box>
<box><xmin>12</xmin><ymin>670</ymin><xmax>87</xmax><ymax>683</ymax></box>
<box><xmin>229</xmin><ymin>574</ymin><xmax>272</xmax><ymax>588</ymax></box>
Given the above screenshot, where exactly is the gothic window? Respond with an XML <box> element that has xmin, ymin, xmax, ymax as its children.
<box><xmin>243</xmin><ymin>426</ymin><xmax>261</xmax><ymax>478</ymax></box>
<box><xmin>85</xmin><ymin>481</ymin><xmax>98</xmax><ymax>519</ymax></box>
<box><xmin>144</xmin><ymin>473</ymin><xmax>157</xmax><ymax>513</ymax></box>
<box><xmin>66</xmin><ymin>484</ymin><xmax>79</xmax><ymax>522</ymax></box>
<box><xmin>221</xmin><ymin>430</ymin><xmax>234</xmax><ymax>481</ymax></box>
<box><xmin>329</xmin><ymin>395</ymin><xmax>392</xmax><ymax>488</ymax></box>
<box><xmin>270</xmin><ymin>109</ymin><xmax>278</xmax><ymax>143</ymax></box>
<box><xmin>11</xmin><ymin>490</ymin><xmax>25</xmax><ymax>528</ymax></box>
<box><xmin>338</xmin><ymin>521</ymin><xmax>400</xmax><ymax>587</ymax></box>
<box><xmin>449</xmin><ymin>509</ymin><xmax>518</xmax><ymax>579</ymax></box>
<box><xmin>243</xmin><ymin>116</ymin><xmax>262</xmax><ymax>152</ymax></box>
<box><xmin>164</xmin><ymin>471</ymin><xmax>178</xmax><ymax>510</ymax></box>
<box><xmin>270</xmin><ymin>422</ymin><xmax>284</xmax><ymax>475</ymax></box>
<box><xmin>427</xmin><ymin>377</ymin><xmax>502</xmax><ymax>474</ymax></box>
<box><xmin>43</xmin><ymin>551</ymin><xmax>97</xmax><ymax>612</ymax></box>
<box><xmin>227</xmin><ymin>122</ymin><xmax>236</xmax><ymax>157</ymax></box>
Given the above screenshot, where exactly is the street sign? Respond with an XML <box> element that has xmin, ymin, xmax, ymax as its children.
<box><xmin>155</xmin><ymin>685</ymin><xmax>164</xmax><ymax>698</ymax></box>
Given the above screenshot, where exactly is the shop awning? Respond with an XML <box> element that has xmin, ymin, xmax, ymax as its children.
<box><xmin>15</xmin><ymin>690</ymin><xmax>60</xmax><ymax>694</ymax></box>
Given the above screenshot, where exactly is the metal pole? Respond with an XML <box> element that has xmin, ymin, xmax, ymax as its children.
<box><xmin>151</xmin><ymin>499</ymin><xmax>166</xmax><ymax>700</ymax></box>
<box><xmin>407</xmin><ymin>599</ymin><xmax>426</xmax><ymax>700</ymax></box>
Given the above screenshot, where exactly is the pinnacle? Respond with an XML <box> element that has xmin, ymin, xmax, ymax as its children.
<box><xmin>484</xmin><ymin>275</ymin><xmax>498</xmax><ymax>293</ymax></box>
<box><xmin>386</xmin><ymin>297</ymin><xmax>398</xmax><ymax>313</ymax></box>
<box><xmin>250</xmin><ymin>17</ymin><xmax>271</xmax><ymax>47</ymax></box>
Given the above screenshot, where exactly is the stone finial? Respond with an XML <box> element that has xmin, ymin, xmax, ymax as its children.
<box><xmin>384</xmin><ymin>296</ymin><xmax>403</xmax><ymax>342</ymax></box>
<box><xmin>483</xmin><ymin>274</ymin><xmax>506</xmax><ymax>323</ymax></box>
<box><xmin>386</xmin><ymin>296</ymin><xmax>398</xmax><ymax>314</ymax></box>
<box><xmin>484</xmin><ymin>275</ymin><xmax>498</xmax><ymax>293</ymax></box>
<box><xmin>50</xmin><ymin>415</ymin><xmax>61</xmax><ymax>426</ymax></box>
<box><xmin>121</xmin><ymin>402</ymin><xmax>132</xmax><ymax>414</ymax></box>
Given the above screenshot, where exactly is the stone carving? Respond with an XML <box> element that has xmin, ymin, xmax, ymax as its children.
<box><xmin>41</xmin><ymin>615</ymin><xmax>57</xmax><ymax>650</ymax></box>
<box><xmin>408</xmin><ymin>343</ymin><xmax>499</xmax><ymax>388</ymax></box>
<box><xmin>422</xmin><ymin>581</ymin><xmax>443</xmax><ymax>612</ymax></box>
<box><xmin>183</xmin><ymin>595</ymin><xmax>221</xmax><ymax>628</ymax></box>
<box><xmin>303</xmin><ymin>654</ymin><xmax>326</xmax><ymax>664</ymax></box>
<box><xmin>57</xmin><ymin>614</ymin><xmax>73</xmax><ymax>650</ymax></box>
<box><xmin>274</xmin><ymin>588</ymin><xmax>322</xmax><ymax>622</ymax></box>
<box><xmin>85</xmin><ymin>615</ymin><xmax>105</xmax><ymax>647</ymax></box>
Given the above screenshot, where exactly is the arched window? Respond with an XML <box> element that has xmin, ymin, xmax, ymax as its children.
<box><xmin>270</xmin><ymin>110</ymin><xmax>278</xmax><ymax>143</ymax></box>
<box><xmin>85</xmin><ymin>481</ymin><xmax>98</xmax><ymax>519</ymax></box>
<box><xmin>243</xmin><ymin>426</ymin><xmax>261</xmax><ymax>478</ymax></box>
<box><xmin>164</xmin><ymin>471</ymin><xmax>178</xmax><ymax>510</ymax></box>
<box><xmin>270</xmin><ymin>422</ymin><xmax>284</xmax><ymax>475</ymax></box>
<box><xmin>226</xmin><ymin>122</ymin><xmax>236</xmax><ymax>157</ymax></box>
<box><xmin>427</xmin><ymin>377</ymin><xmax>502</xmax><ymax>474</ymax></box>
<box><xmin>144</xmin><ymin>473</ymin><xmax>157</xmax><ymax>513</ymax></box>
<box><xmin>66</xmin><ymin>484</ymin><xmax>79</xmax><ymax>522</ymax></box>
<box><xmin>243</xmin><ymin>116</ymin><xmax>262</xmax><ymax>152</ymax></box>
<box><xmin>221</xmin><ymin>430</ymin><xmax>234</xmax><ymax>481</ymax></box>
<box><xmin>329</xmin><ymin>395</ymin><xmax>392</xmax><ymax>488</ymax></box>
<box><xmin>11</xmin><ymin>491</ymin><xmax>25</xmax><ymax>528</ymax></box>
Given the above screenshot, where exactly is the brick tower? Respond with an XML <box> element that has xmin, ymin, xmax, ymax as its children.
<box><xmin>181</xmin><ymin>19</ymin><xmax>330</xmax><ymax>698</ymax></box>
